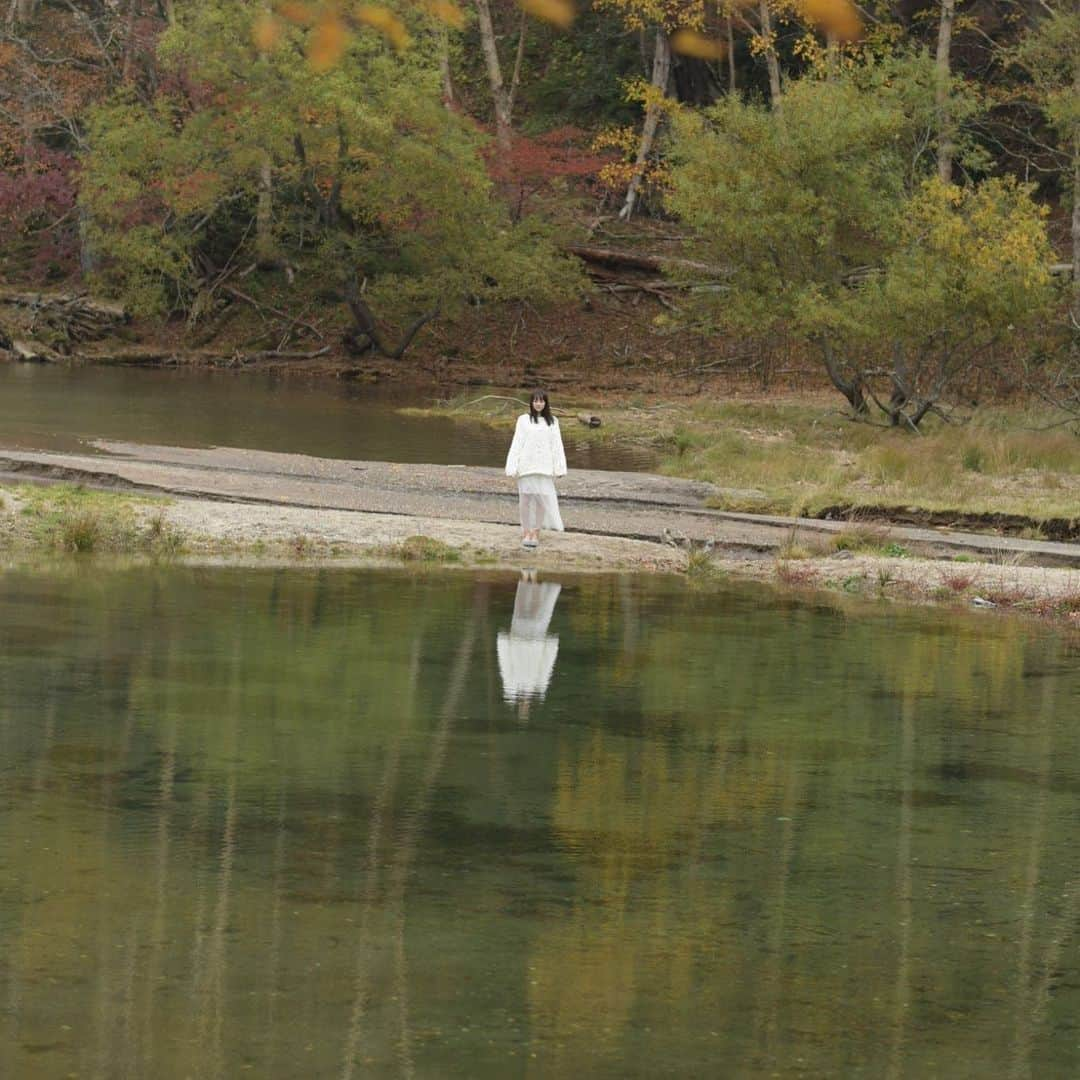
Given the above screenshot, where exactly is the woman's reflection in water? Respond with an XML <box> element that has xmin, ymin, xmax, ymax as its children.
<box><xmin>497</xmin><ymin>569</ymin><xmax>561</xmax><ymax>718</ymax></box>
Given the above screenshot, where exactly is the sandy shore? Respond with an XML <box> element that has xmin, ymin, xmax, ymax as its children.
<box><xmin>165</xmin><ymin>496</ymin><xmax>686</xmax><ymax>572</ymax></box>
<box><xmin>1</xmin><ymin>441</ymin><xmax>1077</xmax><ymax>623</ymax></box>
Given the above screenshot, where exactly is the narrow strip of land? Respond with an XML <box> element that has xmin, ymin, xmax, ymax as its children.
<box><xmin>0</xmin><ymin>441</ymin><xmax>1077</xmax><ymax>568</ymax></box>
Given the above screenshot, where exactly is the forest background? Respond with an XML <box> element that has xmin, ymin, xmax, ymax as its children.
<box><xmin>1</xmin><ymin>0</ymin><xmax>1078</xmax><ymax>528</ymax></box>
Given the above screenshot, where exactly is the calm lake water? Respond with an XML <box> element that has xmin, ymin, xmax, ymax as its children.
<box><xmin>0</xmin><ymin>363</ymin><xmax>652</xmax><ymax>471</ymax></box>
<box><xmin>1</xmin><ymin>565</ymin><xmax>1078</xmax><ymax>1077</ymax></box>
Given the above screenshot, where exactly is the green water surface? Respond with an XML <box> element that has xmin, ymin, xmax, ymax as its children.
<box><xmin>0</xmin><ymin>566</ymin><xmax>1077</xmax><ymax>1078</ymax></box>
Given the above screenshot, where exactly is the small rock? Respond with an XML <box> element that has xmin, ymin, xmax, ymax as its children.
<box><xmin>971</xmin><ymin>596</ymin><xmax>997</xmax><ymax>608</ymax></box>
<box><xmin>833</xmin><ymin>549</ymin><xmax>854</xmax><ymax>560</ymax></box>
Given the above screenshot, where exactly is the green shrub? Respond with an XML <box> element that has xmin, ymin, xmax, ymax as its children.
<box><xmin>961</xmin><ymin>445</ymin><xmax>985</xmax><ymax>473</ymax></box>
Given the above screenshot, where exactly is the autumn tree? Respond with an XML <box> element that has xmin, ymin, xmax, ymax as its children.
<box><xmin>1015</xmin><ymin>0</ymin><xmax>1080</xmax><ymax>328</ymax></box>
<box><xmin>807</xmin><ymin>177</ymin><xmax>1054</xmax><ymax>427</ymax></box>
<box><xmin>78</xmin><ymin>0</ymin><xmax>579</xmax><ymax>354</ymax></box>
<box><xmin>666</xmin><ymin>59</ymin><xmax>1054</xmax><ymax>426</ymax></box>
<box><xmin>0</xmin><ymin>1</ymin><xmax>165</xmax><ymax>278</ymax></box>
<box><xmin>591</xmin><ymin>0</ymin><xmax>713</xmax><ymax>219</ymax></box>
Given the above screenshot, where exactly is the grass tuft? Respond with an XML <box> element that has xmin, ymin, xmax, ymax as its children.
<box><xmin>60</xmin><ymin>510</ymin><xmax>107</xmax><ymax>553</ymax></box>
<box><xmin>685</xmin><ymin>548</ymin><xmax>725</xmax><ymax>582</ymax></box>
<box><xmin>8</xmin><ymin>484</ymin><xmax>185</xmax><ymax>556</ymax></box>
<box><xmin>832</xmin><ymin>524</ymin><xmax>892</xmax><ymax>553</ymax></box>
<box><xmin>383</xmin><ymin>535</ymin><xmax>463</xmax><ymax>563</ymax></box>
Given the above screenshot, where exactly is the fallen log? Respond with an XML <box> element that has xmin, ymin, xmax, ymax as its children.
<box><xmin>76</xmin><ymin>345</ymin><xmax>332</xmax><ymax>366</ymax></box>
<box><xmin>8</xmin><ymin>338</ymin><xmax>62</xmax><ymax>362</ymax></box>
<box><xmin>0</xmin><ymin>289</ymin><xmax>129</xmax><ymax>322</ymax></box>
<box><xmin>565</xmin><ymin>244</ymin><xmax>727</xmax><ymax>277</ymax></box>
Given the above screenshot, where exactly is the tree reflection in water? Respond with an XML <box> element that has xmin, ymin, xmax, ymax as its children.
<box><xmin>0</xmin><ymin>567</ymin><xmax>1078</xmax><ymax>1078</ymax></box>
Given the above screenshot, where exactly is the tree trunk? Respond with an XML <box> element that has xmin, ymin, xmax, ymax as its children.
<box><xmin>474</xmin><ymin>0</ymin><xmax>512</xmax><ymax>154</ymax></box>
<box><xmin>935</xmin><ymin>0</ymin><xmax>956</xmax><ymax>183</ymax></box>
<box><xmin>726</xmin><ymin>16</ymin><xmax>736</xmax><ymax>94</ymax></box>
<box><xmin>10</xmin><ymin>0</ymin><xmax>37</xmax><ymax>26</ymax></box>
<box><xmin>344</xmin><ymin>274</ymin><xmax>438</xmax><ymax>359</ymax></box>
<box><xmin>508</xmin><ymin>10</ymin><xmax>527</xmax><ymax>116</ymax></box>
<box><xmin>256</xmin><ymin>156</ymin><xmax>274</xmax><ymax>259</ymax></box>
<box><xmin>759</xmin><ymin>0</ymin><xmax>782</xmax><ymax>110</ymax></box>
<box><xmin>826</xmin><ymin>31</ymin><xmax>839</xmax><ymax>80</ymax></box>
<box><xmin>564</xmin><ymin>244</ymin><xmax>723</xmax><ymax>276</ymax></box>
<box><xmin>820</xmin><ymin>335</ymin><xmax>868</xmax><ymax>415</ymax></box>
<box><xmin>121</xmin><ymin>0</ymin><xmax>141</xmax><ymax>82</ymax></box>
<box><xmin>619</xmin><ymin>29</ymin><xmax>671</xmax><ymax>222</ymax></box>
<box><xmin>438</xmin><ymin>26</ymin><xmax>455</xmax><ymax>108</ymax></box>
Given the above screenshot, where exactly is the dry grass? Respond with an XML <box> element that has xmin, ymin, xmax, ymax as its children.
<box><xmin>685</xmin><ymin>547</ymin><xmax>726</xmax><ymax>582</ymax></box>
<box><xmin>679</xmin><ymin>402</ymin><xmax>1080</xmax><ymax>525</ymax></box>
<box><xmin>415</xmin><ymin>393</ymin><xmax>1079</xmax><ymax>530</ymax></box>
<box><xmin>940</xmin><ymin>571</ymin><xmax>976</xmax><ymax>594</ymax></box>
<box><xmin>775</xmin><ymin>560</ymin><xmax>819</xmax><ymax>587</ymax></box>
<box><xmin>831</xmin><ymin>524</ymin><xmax>894</xmax><ymax>553</ymax></box>
<box><xmin>2</xmin><ymin>484</ymin><xmax>186</xmax><ymax>557</ymax></box>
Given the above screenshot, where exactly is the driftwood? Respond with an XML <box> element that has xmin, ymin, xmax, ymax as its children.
<box><xmin>0</xmin><ymin>288</ymin><xmax>131</xmax><ymax>359</ymax></box>
<box><xmin>10</xmin><ymin>339</ymin><xmax>62</xmax><ymax>362</ymax></box>
<box><xmin>577</xmin><ymin>412</ymin><xmax>602</xmax><ymax>427</ymax></box>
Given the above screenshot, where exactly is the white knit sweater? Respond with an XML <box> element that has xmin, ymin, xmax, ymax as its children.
<box><xmin>504</xmin><ymin>414</ymin><xmax>568</xmax><ymax>478</ymax></box>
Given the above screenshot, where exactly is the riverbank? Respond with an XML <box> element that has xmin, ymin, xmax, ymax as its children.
<box><xmin>2</xmin><ymin>456</ymin><xmax>1078</xmax><ymax>624</ymax></box>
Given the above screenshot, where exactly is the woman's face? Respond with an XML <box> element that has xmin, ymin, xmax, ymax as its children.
<box><xmin>532</xmin><ymin>396</ymin><xmax>546</xmax><ymax>412</ymax></box>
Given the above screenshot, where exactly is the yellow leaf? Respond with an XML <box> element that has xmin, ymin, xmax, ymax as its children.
<box><xmin>355</xmin><ymin>5</ymin><xmax>412</xmax><ymax>49</ymax></box>
<box><xmin>278</xmin><ymin>1</ymin><xmax>317</xmax><ymax>25</ymax></box>
<box><xmin>308</xmin><ymin>12</ymin><xmax>348</xmax><ymax>71</ymax></box>
<box><xmin>516</xmin><ymin>0</ymin><xmax>575</xmax><ymax>30</ymax></box>
<box><xmin>252</xmin><ymin>12</ymin><xmax>282</xmax><ymax>52</ymax></box>
<box><xmin>671</xmin><ymin>29</ymin><xmax>726</xmax><ymax>60</ymax></box>
<box><xmin>799</xmin><ymin>0</ymin><xmax>863</xmax><ymax>42</ymax></box>
<box><xmin>424</xmin><ymin>0</ymin><xmax>466</xmax><ymax>28</ymax></box>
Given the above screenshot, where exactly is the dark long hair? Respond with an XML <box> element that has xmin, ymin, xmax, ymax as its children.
<box><xmin>529</xmin><ymin>388</ymin><xmax>554</xmax><ymax>426</ymax></box>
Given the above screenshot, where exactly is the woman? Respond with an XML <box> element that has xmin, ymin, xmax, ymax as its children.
<box><xmin>504</xmin><ymin>389</ymin><xmax>567</xmax><ymax>549</ymax></box>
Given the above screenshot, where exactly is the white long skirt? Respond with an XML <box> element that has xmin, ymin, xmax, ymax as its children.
<box><xmin>517</xmin><ymin>473</ymin><xmax>564</xmax><ymax>532</ymax></box>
